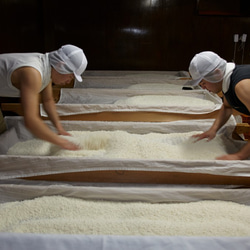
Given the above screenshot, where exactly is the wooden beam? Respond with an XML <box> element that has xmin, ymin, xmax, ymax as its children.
<box><xmin>0</xmin><ymin>103</ymin><xmax>220</xmax><ymax>121</ymax></box>
<box><xmin>233</xmin><ymin>123</ymin><xmax>250</xmax><ymax>135</ymax></box>
<box><xmin>22</xmin><ymin>170</ymin><xmax>250</xmax><ymax>186</ymax></box>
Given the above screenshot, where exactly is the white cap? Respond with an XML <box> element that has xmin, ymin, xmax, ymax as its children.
<box><xmin>188</xmin><ymin>51</ymin><xmax>227</xmax><ymax>86</ymax></box>
<box><xmin>48</xmin><ymin>44</ymin><xmax>88</xmax><ymax>82</ymax></box>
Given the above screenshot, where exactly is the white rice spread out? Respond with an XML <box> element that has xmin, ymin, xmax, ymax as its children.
<box><xmin>7</xmin><ymin>130</ymin><xmax>236</xmax><ymax>160</ymax></box>
<box><xmin>128</xmin><ymin>83</ymin><xmax>182</xmax><ymax>90</ymax></box>
<box><xmin>114</xmin><ymin>95</ymin><xmax>215</xmax><ymax>106</ymax></box>
<box><xmin>0</xmin><ymin>196</ymin><xmax>249</xmax><ymax>236</ymax></box>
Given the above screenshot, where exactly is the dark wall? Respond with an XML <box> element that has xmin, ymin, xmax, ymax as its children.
<box><xmin>0</xmin><ymin>0</ymin><xmax>250</xmax><ymax>70</ymax></box>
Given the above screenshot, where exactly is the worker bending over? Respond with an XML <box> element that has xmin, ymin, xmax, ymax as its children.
<box><xmin>0</xmin><ymin>44</ymin><xmax>87</xmax><ymax>150</ymax></box>
<box><xmin>189</xmin><ymin>51</ymin><xmax>250</xmax><ymax>160</ymax></box>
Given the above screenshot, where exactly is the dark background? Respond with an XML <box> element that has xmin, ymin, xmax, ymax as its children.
<box><xmin>0</xmin><ymin>0</ymin><xmax>250</xmax><ymax>71</ymax></box>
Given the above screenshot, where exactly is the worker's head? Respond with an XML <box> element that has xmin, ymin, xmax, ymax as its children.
<box><xmin>48</xmin><ymin>44</ymin><xmax>88</xmax><ymax>82</ymax></box>
<box><xmin>188</xmin><ymin>51</ymin><xmax>227</xmax><ymax>91</ymax></box>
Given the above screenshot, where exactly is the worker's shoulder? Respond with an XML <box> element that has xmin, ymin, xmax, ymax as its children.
<box><xmin>12</xmin><ymin>67</ymin><xmax>42</xmax><ymax>90</ymax></box>
<box><xmin>13</xmin><ymin>66</ymin><xmax>41</xmax><ymax>77</ymax></box>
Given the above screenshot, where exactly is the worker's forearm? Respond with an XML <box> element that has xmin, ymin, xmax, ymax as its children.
<box><xmin>210</xmin><ymin>105</ymin><xmax>232</xmax><ymax>133</ymax></box>
<box><xmin>24</xmin><ymin>116</ymin><xmax>79</xmax><ymax>150</ymax></box>
<box><xmin>24</xmin><ymin>116</ymin><xmax>64</xmax><ymax>146</ymax></box>
<box><xmin>42</xmin><ymin>100</ymin><xmax>63</xmax><ymax>131</ymax></box>
<box><xmin>233</xmin><ymin>141</ymin><xmax>250</xmax><ymax>160</ymax></box>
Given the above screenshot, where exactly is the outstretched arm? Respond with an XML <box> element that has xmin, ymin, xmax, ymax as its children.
<box><xmin>217</xmin><ymin>79</ymin><xmax>250</xmax><ymax>160</ymax></box>
<box><xmin>193</xmin><ymin>101</ymin><xmax>233</xmax><ymax>142</ymax></box>
<box><xmin>15</xmin><ymin>67</ymin><xmax>79</xmax><ymax>150</ymax></box>
<box><xmin>40</xmin><ymin>82</ymin><xmax>70</xmax><ymax>136</ymax></box>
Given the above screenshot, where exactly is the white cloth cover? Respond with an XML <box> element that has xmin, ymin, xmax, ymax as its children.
<box><xmin>0</xmin><ymin>180</ymin><xmax>250</xmax><ymax>249</ymax></box>
<box><xmin>0</xmin><ymin>179</ymin><xmax>249</xmax><ymax>205</ymax></box>
<box><xmin>1</xmin><ymin>233</ymin><xmax>249</xmax><ymax>250</ymax></box>
<box><xmin>75</xmin><ymin>70</ymin><xmax>190</xmax><ymax>88</ymax></box>
<box><xmin>1</xmin><ymin>116</ymin><xmax>249</xmax><ymax>180</ymax></box>
<box><xmin>45</xmin><ymin>88</ymin><xmax>222</xmax><ymax>116</ymax></box>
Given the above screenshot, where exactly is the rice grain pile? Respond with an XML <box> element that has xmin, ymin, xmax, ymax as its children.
<box><xmin>128</xmin><ymin>83</ymin><xmax>182</xmax><ymax>90</ymax></box>
<box><xmin>114</xmin><ymin>95</ymin><xmax>215</xmax><ymax>107</ymax></box>
<box><xmin>0</xmin><ymin>196</ymin><xmax>250</xmax><ymax>236</ymax></box>
<box><xmin>7</xmin><ymin>131</ymin><xmax>236</xmax><ymax>160</ymax></box>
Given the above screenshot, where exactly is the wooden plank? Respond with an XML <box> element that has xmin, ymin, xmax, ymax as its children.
<box><xmin>0</xmin><ymin>103</ymin><xmax>23</xmax><ymax>116</ymax></box>
<box><xmin>22</xmin><ymin>170</ymin><xmax>250</xmax><ymax>186</ymax></box>
<box><xmin>0</xmin><ymin>103</ymin><xmax>220</xmax><ymax>121</ymax></box>
<box><xmin>46</xmin><ymin>110</ymin><xmax>219</xmax><ymax>122</ymax></box>
<box><xmin>233</xmin><ymin>123</ymin><xmax>250</xmax><ymax>135</ymax></box>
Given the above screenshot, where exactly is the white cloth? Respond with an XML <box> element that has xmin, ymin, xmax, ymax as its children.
<box><xmin>0</xmin><ymin>53</ymin><xmax>51</xmax><ymax>97</ymax></box>
<box><xmin>1</xmin><ymin>234</ymin><xmax>250</xmax><ymax>250</ymax></box>
<box><xmin>1</xmin><ymin>117</ymin><xmax>249</xmax><ymax>180</ymax></box>
<box><xmin>0</xmin><ymin>181</ymin><xmax>250</xmax><ymax>249</ymax></box>
<box><xmin>74</xmin><ymin>70</ymin><xmax>190</xmax><ymax>88</ymax></box>
<box><xmin>50</xmin><ymin>88</ymin><xmax>222</xmax><ymax>116</ymax></box>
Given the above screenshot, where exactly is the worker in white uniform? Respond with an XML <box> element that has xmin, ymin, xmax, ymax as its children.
<box><xmin>188</xmin><ymin>51</ymin><xmax>250</xmax><ymax>160</ymax></box>
<box><xmin>0</xmin><ymin>44</ymin><xmax>87</xmax><ymax>150</ymax></box>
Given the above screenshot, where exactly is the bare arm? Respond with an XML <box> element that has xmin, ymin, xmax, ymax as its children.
<box><xmin>40</xmin><ymin>83</ymin><xmax>70</xmax><ymax>136</ymax></box>
<box><xmin>217</xmin><ymin>79</ymin><xmax>250</xmax><ymax>160</ymax></box>
<box><xmin>208</xmin><ymin>100</ymin><xmax>233</xmax><ymax>135</ymax></box>
<box><xmin>193</xmin><ymin>100</ymin><xmax>233</xmax><ymax>141</ymax></box>
<box><xmin>13</xmin><ymin>67</ymin><xmax>79</xmax><ymax>150</ymax></box>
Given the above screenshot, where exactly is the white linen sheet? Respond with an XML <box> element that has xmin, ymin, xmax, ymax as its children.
<box><xmin>1</xmin><ymin>117</ymin><xmax>249</xmax><ymax>180</ymax></box>
<box><xmin>1</xmin><ymin>234</ymin><xmax>250</xmax><ymax>250</ymax></box>
<box><xmin>74</xmin><ymin>70</ymin><xmax>191</xmax><ymax>89</ymax></box>
<box><xmin>0</xmin><ymin>180</ymin><xmax>250</xmax><ymax>249</ymax></box>
<box><xmin>52</xmin><ymin>88</ymin><xmax>222</xmax><ymax>116</ymax></box>
<box><xmin>52</xmin><ymin>70</ymin><xmax>221</xmax><ymax>116</ymax></box>
<box><xmin>1</xmin><ymin>71</ymin><xmax>249</xmax><ymax>249</ymax></box>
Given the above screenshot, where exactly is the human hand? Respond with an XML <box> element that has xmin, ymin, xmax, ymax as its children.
<box><xmin>216</xmin><ymin>154</ymin><xmax>242</xmax><ymax>161</ymax></box>
<box><xmin>192</xmin><ymin>130</ymin><xmax>216</xmax><ymax>142</ymax></box>
<box><xmin>59</xmin><ymin>138</ymin><xmax>80</xmax><ymax>151</ymax></box>
<box><xmin>58</xmin><ymin>129</ymin><xmax>72</xmax><ymax>137</ymax></box>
